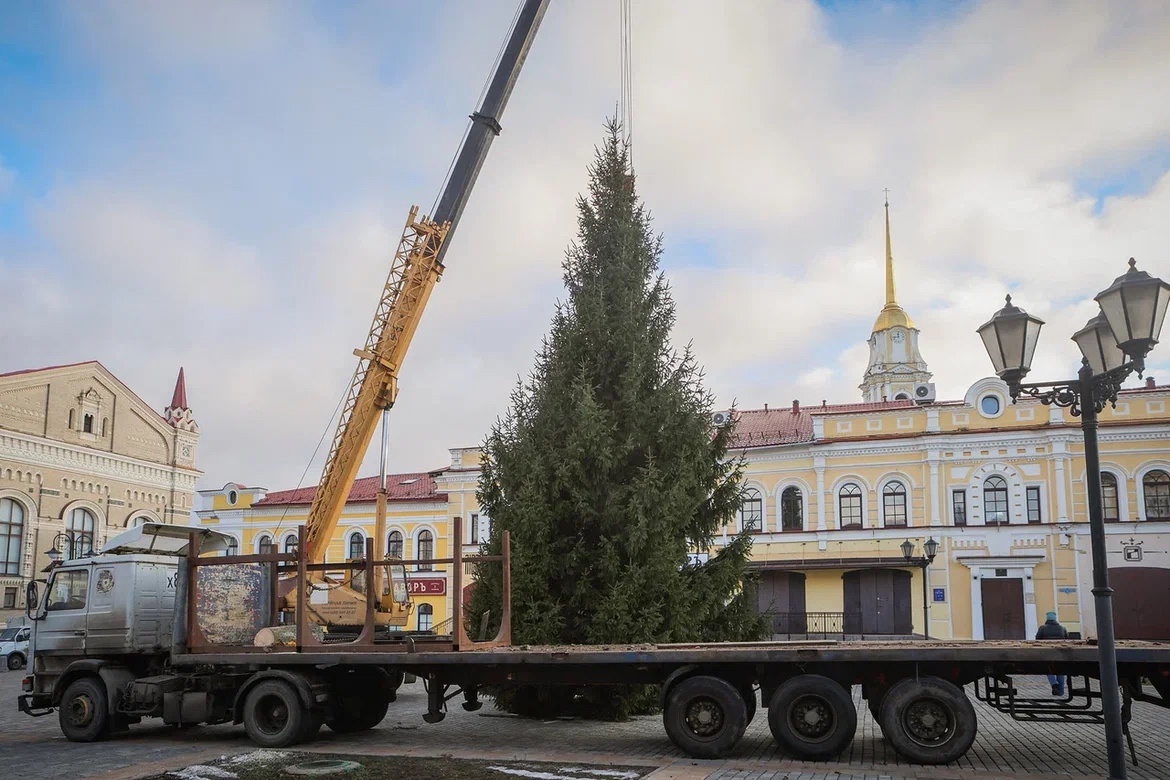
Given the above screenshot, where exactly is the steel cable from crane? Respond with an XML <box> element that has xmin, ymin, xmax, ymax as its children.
<box><xmin>619</xmin><ymin>0</ymin><xmax>634</xmax><ymax>167</ymax></box>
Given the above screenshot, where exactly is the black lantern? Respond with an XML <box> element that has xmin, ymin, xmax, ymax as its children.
<box><xmin>924</xmin><ymin>537</ymin><xmax>939</xmax><ymax>562</ymax></box>
<box><xmin>1095</xmin><ymin>258</ymin><xmax>1170</xmax><ymax>366</ymax></box>
<box><xmin>1072</xmin><ymin>313</ymin><xmax>1127</xmax><ymax>377</ymax></box>
<box><xmin>900</xmin><ymin>539</ymin><xmax>915</xmax><ymax>562</ymax></box>
<box><xmin>976</xmin><ymin>295</ymin><xmax>1046</xmax><ymax>388</ymax></box>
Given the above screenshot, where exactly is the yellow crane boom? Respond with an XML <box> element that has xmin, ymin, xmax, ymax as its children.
<box><xmin>302</xmin><ymin>0</ymin><xmax>550</xmax><ymax>565</ymax></box>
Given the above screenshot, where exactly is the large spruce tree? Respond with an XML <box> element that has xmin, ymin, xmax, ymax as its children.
<box><xmin>468</xmin><ymin>121</ymin><xmax>766</xmax><ymax>719</ymax></box>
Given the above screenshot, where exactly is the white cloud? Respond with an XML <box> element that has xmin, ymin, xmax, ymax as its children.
<box><xmin>2</xmin><ymin>0</ymin><xmax>1169</xmax><ymax>491</ymax></box>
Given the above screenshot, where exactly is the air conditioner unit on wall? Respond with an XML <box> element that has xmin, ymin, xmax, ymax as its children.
<box><xmin>711</xmin><ymin>411</ymin><xmax>733</xmax><ymax>427</ymax></box>
<box><xmin>913</xmin><ymin>382</ymin><xmax>937</xmax><ymax>404</ymax></box>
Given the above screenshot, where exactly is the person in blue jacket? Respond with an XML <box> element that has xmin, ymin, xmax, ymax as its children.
<box><xmin>1036</xmin><ymin>611</ymin><xmax>1069</xmax><ymax>695</ymax></box>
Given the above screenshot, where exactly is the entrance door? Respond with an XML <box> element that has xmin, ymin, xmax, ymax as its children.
<box><xmin>843</xmin><ymin>569</ymin><xmax>913</xmax><ymax>634</ymax></box>
<box><xmin>1109</xmin><ymin>567</ymin><xmax>1170</xmax><ymax>640</ymax></box>
<box><xmin>980</xmin><ymin>578</ymin><xmax>1025</xmax><ymax>639</ymax></box>
<box><xmin>756</xmin><ymin>571</ymin><xmax>807</xmax><ymax>635</ymax></box>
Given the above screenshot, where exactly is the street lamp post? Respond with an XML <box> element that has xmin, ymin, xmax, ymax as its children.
<box><xmin>901</xmin><ymin>537</ymin><xmax>938</xmax><ymax>640</ymax></box>
<box><xmin>42</xmin><ymin>530</ymin><xmax>89</xmax><ymax>569</ymax></box>
<box><xmin>977</xmin><ymin>258</ymin><xmax>1170</xmax><ymax>780</ymax></box>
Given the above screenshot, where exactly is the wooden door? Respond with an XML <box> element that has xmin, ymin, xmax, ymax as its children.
<box><xmin>1110</xmin><ymin>567</ymin><xmax>1170</xmax><ymax>640</ymax></box>
<box><xmin>757</xmin><ymin>572</ymin><xmax>806</xmax><ymax>634</ymax></box>
<box><xmin>843</xmin><ymin>569</ymin><xmax>913</xmax><ymax>634</ymax></box>
<box><xmin>981</xmin><ymin>578</ymin><xmax>1025</xmax><ymax>639</ymax></box>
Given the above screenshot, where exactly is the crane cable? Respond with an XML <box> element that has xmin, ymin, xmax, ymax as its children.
<box><xmin>619</xmin><ymin>0</ymin><xmax>634</xmax><ymax>168</ymax></box>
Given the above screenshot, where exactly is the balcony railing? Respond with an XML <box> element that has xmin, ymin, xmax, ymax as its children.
<box><xmin>765</xmin><ymin>611</ymin><xmax>911</xmax><ymax>639</ymax></box>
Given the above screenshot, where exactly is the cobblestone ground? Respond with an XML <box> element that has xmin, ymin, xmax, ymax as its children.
<box><xmin>1</xmin><ymin>668</ymin><xmax>1167</xmax><ymax>780</ymax></box>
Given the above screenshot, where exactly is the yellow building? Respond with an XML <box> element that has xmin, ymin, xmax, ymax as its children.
<box><xmin>713</xmin><ymin>203</ymin><xmax>1170</xmax><ymax>641</ymax></box>
<box><xmin>195</xmin><ymin>466</ymin><xmax>485</xmax><ymax>633</ymax></box>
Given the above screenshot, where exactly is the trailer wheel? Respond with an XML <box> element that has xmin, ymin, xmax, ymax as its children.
<box><xmin>59</xmin><ymin>677</ymin><xmax>110</xmax><ymax>742</ymax></box>
<box><xmin>243</xmin><ymin>680</ymin><xmax>307</xmax><ymax>748</ymax></box>
<box><xmin>737</xmin><ymin>683</ymin><xmax>757</xmax><ymax>725</ymax></box>
<box><xmin>663</xmin><ymin>675</ymin><xmax>747</xmax><ymax>759</ymax></box>
<box><xmin>767</xmin><ymin>674</ymin><xmax>856</xmax><ymax>760</ymax></box>
<box><xmin>878</xmin><ymin>677</ymin><xmax>976</xmax><ymax>765</ymax></box>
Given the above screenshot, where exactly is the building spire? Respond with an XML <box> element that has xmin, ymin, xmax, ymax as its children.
<box><xmin>169</xmin><ymin>367</ymin><xmax>188</xmax><ymax>411</ymax></box>
<box><xmin>885</xmin><ymin>194</ymin><xmax>897</xmax><ymax>307</ymax></box>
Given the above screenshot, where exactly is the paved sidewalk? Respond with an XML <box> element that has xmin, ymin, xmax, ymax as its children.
<box><xmin>2</xmin><ymin>669</ymin><xmax>1165</xmax><ymax>780</ymax></box>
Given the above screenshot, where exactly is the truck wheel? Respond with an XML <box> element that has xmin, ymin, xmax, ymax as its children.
<box><xmin>325</xmin><ymin>694</ymin><xmax>389</xmax><ymax>733</ymax></box>
<box><xmin>59</xmin><ymin>677</ymin><xmax>111</xmax><ymax>742</ymax></box>
<box><xmin>767</xmin><ymin>674</ymin><xmax>856</xmax><ymax>760</ymax></box>
<box><xmin>243</xmin><ymin>680</ymin><xmax>307</xmax><ymax>748</ymax></box>
<box><xmin>738</xmin><ymin>683</ymin><xmax>757</xmax><ymax>725</ymax></box>
<box><xmin>878</xmin><ymin>677</ymin><xmax>977</xmax><ymax>765</ymax></box>
<box><xmin>663</xmin><ymin>675</ymin><xmax>747</xmax><ymax>759</ymax></box>
<box><xmin>7</xmin><ymin>653</ymin><xmax>24</xmax><ymax>671</ymax></box>
<box><xmin>299</xmin><ymin>708</ymin><xmax>324</xmax><ymax>742</ymax></box>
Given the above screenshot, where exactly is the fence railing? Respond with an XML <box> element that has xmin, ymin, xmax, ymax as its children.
<box><xmin>766</xmin><ymin>611</ymin><xmax>867</xmax><ymax>639</ymax></box>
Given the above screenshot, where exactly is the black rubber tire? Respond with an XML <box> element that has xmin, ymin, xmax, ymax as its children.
<box><xmin>7</xmin><ymin>653</ymin><xmax>24</xmax><ymax>671</ymax></box>
<box><xmin>738</xmin><ymin>683</ymin><xmax>758</xmax><ymax>725</ymax></box>
<box><xmin>243</xmin><ymin>680</ymin><xmax>307</xmax><ymax>748</ymax></box>
<box><xmin>767</xmin><ymin>674</ymin><xmax>857</xmax><ymax>760</ymax></box>
<box><xmin>299</xmin><ymin>708</ymin><xmax>324</xmax><ymax>742</ymax></box>
<box><xmin>59</xmin><ymin>677</ymin><xmax>111</xmax><ymax>743</ymax></box>
<box><xmin>663</xmin><ymin>675</ymin><xmax>748</xmax><ymax>759</ymax></box>
<box><xmin>325</xmin><ymin>667</ymin><xmax>393</xmax><ymax>733</ymax></box>
<box><xmin>878</xmin><ymin>677</ymin><xmax>977</xmax><ymax>765</ymax></box>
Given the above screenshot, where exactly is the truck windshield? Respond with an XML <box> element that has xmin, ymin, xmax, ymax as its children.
<box><xmin>0</xmin><ymin>627</ymin><xmax>18</xmax><ymax>641</ymax></box>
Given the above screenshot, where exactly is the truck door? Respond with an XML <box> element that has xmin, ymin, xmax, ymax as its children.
<box><xmin>38</xmin><ymin>567</ymin><xmax>92</xmax><ymax>653</ymax></box>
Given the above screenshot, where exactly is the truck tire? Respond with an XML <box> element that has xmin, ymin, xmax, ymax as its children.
<box><xmin>738</xmin><ymin>683</ymin><xmax>757</xmax><ymax>725</ymax></box>
<box><xmin>7</xmin><ymin>653</ymin><xmax>24</xmax><ymax>671</ymax></box>
<box><xmin>767</xmin><ymin>674</ymin><xmax>856</xmax><ymax>760</ymax></box>
<box><xmin>59</xmin><ymin>677</ymin><xmax>111</xmax><ymax>742</ymax></box>
<box><xmin>878</xmin><ymin>677</ymin><xmax>977</xmax><ymax>765</ymax></box>
<box><xmin>243</xmin><ymin>679</ymin><xmax>307</xmax><ymax>748</ymax></box>
<box><xmin>325</xmin><ymin>667</ymin><xmax>393</xmax><ymax>733</ymax></box>
<box><xmin>663</xmin><ymin>675</ymin><xmax>747</xmax><ymax>759</ymax></box>
<box><xmin>325</xmin><ymin>694</ymin><xmax>389</xmax><ymax>733</ymax></box>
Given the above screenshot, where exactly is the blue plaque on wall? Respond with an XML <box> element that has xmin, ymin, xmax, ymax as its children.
<box><xmin>933</xmin><ymin>587</ymin><xmax>946</xmax><ymax>602</ymax></box>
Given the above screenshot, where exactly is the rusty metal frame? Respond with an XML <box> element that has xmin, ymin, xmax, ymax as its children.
<box><xmin>184</xmin><ymin>516</ymin><xmax>511</xmax><ymax>654</ymax></box>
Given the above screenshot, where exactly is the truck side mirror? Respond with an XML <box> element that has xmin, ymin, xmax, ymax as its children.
<box><xmin>25</xmin><ymin>580</ymin><xmax>40</xmax><ymax>621</ymax></box>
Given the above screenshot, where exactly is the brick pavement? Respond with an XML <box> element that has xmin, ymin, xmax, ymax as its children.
<box><xmin>1</xmin><ymin>668</ymin><xmax>1167</xmax><ymax>780</ymax></box>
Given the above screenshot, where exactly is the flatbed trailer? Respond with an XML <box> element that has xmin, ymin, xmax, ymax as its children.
<box><xmin>17</xmin><ymin>524</ymin><xmax>1170</xmax><ymax>767</ymax></box>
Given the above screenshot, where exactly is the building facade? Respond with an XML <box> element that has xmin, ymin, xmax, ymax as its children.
<box><xmin>0</xmin><ymin>361</ymin><xmax>201</xmax><ymax>623</ymax></box>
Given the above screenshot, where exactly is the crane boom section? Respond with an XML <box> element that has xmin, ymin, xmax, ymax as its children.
<box><xmin>302</xmin><ymin>0</ymin><xmax>550</xmax><ymax>563</ymax></box>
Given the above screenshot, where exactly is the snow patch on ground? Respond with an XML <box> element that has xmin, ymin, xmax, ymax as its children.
<box><xmin>558</xmin><ymin>769</ymin><xmax>641</xmax><ymax>779</ymax></box>
<box><xmin>168</xmin><ymin>766</ymin><xmax>238</xmax><ymax>780</ymax></box>
<box><xmin>226</xmin><ymin>751</ymin><xmax>292</xmax><ymax>767</ymax></box>
<box><xmin>488</xmin><ymin>767</ymin><xmax>637</xmax><ymax>780</ymax></box>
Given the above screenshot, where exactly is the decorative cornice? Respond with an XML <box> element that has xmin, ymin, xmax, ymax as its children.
<box><xmin>0</xmin><ymin>430</ymin><xmax>200</xmax><ymax>491</ymax></box>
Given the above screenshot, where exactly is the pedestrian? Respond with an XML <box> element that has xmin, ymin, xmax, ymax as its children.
<box><xmin>1036</xmin><ymin>610</ymin><xmax>1069</xmax><ymax>696</ymax></box>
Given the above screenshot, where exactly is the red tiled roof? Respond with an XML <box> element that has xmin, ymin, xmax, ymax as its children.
<box><xmin>0</xmin><ymin>360</ymin><xmax>101</xmax><ymax>380</ymax></box>
<box><xmin>726</xmin><ymin>408</ymin><xmax>815</xmax><ymax>449</ymax></box>
<box><xmin>809</xmin><ymin>400</ymin><xmax>920</xmax><ymax>415</ymax></box>
<box><xmin>255</xmin><ymin>472</ymin><xmax>447</xmax><ymax>506</ymax></box>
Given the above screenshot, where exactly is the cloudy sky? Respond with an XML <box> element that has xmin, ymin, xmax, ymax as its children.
<box><xmin>2</xmin><ymin>0</ymin><xmax>1169</xmax><ymax>497</ymax></box>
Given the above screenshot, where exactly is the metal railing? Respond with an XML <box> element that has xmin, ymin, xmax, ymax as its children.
<box><xmin>766</xmin><ymin>611</ymin><xmax>912</xmax><ymax>639</ymax></box>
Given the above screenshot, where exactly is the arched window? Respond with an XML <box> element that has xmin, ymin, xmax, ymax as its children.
<box><xmin>1143</xmin><ymin>470</ymin><xmax>1170</xmax><ymax>520</ymax></box>
<box><xmin>1</xmin><ymin>498</ymin><xmax>25</xmax><ymax>575</ymax></box>
<box><xmin>83</xmin><ymin>414</ymin><xmax>94</xmax><ymax>433</ymax></box>
<box><xmin>224</xmin><ymin>536</ymin><xmax>240</xmax><ymax>557</ymax></box>
<box><xmin>983</xmin><ymin>475</ymin><xmax>1009</xmax><ymax>525</ymax></box>
<box><xmin>283</xmin><ymin>535</ymin><xmax>298</xmax><ymax>555</ymax></box>
<box><xmin>738</xmin><ymin>488</ymin><xmax>763</xmax><ymax>532</ymax></box>
<box><xmin>882</xmin><ymin>481</ymin><xmax>908</xmax><ymax>527</ymax></box>
<box><xmin>417</xmin><ymin>530</ymin><xmax>434</xmax><ymax>571</ymax></box>
<box><xmin>67</xmin><ymin>508</ymin><xmax>96</xmax><ymax>558</ymax></box>
<box><xmin>780</xmin><ymin>487</ymin><xmax>803</xmax><ymax>532</ymax></box>
<box><xmin>838</xmin><ymin>483</ymin><xmax>862</xmax><ymax>529</ymax></box>
<box><xmin>417</xmin><ymin>603</ymin><xmax>434</xmax><ymax>632</ymax></box>
<box><xmin>387</xmin><ymin>530</ymin><xmax>404</xmax><ymax>559</ymax></box>
<box><xmin>126</xmin><ymin>515</ymin><xmax>150</xmax><ymax>528</ymax></box>
<box><xmin>256</xmin><ymin>534</ymin><xmax>274</xmax><ymax>555</ymax></box>
<box><xmin>348</xmin><ymin>532</ymin><xmax>366</xmax><ymax>560</ymax></box>
<box><xmin>1101</xmin><ymin>473</ymin><xmax>1120</xmax><ymax>523</ymax></box>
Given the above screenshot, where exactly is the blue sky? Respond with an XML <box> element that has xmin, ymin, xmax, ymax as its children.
<box><xmin>2</xmin><ymin>1</ymin><xmax>1169</xmax><ymax>489</ymax></box>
